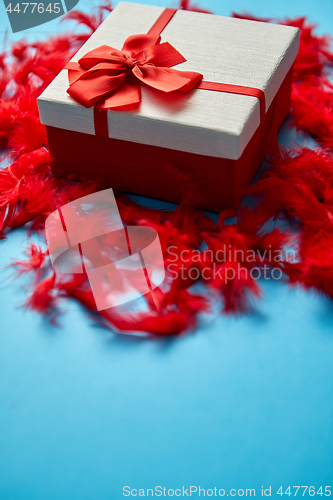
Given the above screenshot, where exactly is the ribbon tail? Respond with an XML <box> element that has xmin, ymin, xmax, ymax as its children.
<box><xmin>132</xmin><ymin>65</ymin><xmax>203</xmax><ymax>93</ymax></box>
<box><xmin>67</xmin><ymin>73</ymin><xmax>126</xmax><ymax>107</ymax></box>
<box><xmin>100</xmin><ymin>80</ymin><xmax>141</xmax><ymax>110</ymax></box>
<box><xmin>175</xmin><ymin>71</ymin><xmax>204</xmax><ymax>92</ymax></box>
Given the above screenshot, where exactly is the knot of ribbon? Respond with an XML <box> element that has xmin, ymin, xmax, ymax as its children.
<box><xmin>65</xmin><ymin>34</ymin><xmax>203</xmax><ymax>110</ymax></box>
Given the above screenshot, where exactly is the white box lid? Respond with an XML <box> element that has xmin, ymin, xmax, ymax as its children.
<box><xmin>37</xmin><ymin>2</ymin><xmax>299</xmax><ymax>160</ymax></box>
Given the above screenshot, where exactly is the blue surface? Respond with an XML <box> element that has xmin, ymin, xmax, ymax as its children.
<box><xmin>1</xmin><ymin>1</ymin><xmax>333</xmax><ymax>499</ymax></box>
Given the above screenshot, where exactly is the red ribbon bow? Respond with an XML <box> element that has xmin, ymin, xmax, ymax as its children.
<box><xmin>65</xmin><ymin>34</ymin><xmax>203</xmax><ymax>109</ymax></box>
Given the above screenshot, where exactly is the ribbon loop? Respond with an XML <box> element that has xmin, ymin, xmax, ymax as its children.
<box><xmin>122</xmin><ymin>34</ymin><xmax>161</xmax><ymax>54</ymax></box>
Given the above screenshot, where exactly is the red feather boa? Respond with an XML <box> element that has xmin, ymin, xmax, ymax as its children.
<box><xmin>1</xmin><ymin>1</ymin><xmax>333</xmax><ymax>335</ymax></box>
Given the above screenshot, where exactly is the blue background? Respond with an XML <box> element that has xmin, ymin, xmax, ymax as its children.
<box><xmin>0</xmin><ymin>1</ymin><xmax>333</xmax><ymax>498</ymax></box>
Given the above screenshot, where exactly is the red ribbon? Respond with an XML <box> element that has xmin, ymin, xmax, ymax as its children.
<box><xmin>65</xmin><ymin>7</ymin><xmax>266</xmax><ymax>136</ymax></box>
<box><xmin>66</xmin><ymin>33</ymin><xmax>203</xmax><ymax>109</ymax></box>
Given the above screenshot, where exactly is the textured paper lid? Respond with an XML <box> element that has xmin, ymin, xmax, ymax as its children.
<box><xmin>38</xmin><ymin>2</ymin><xmax>299</xmax><ymax>160</ymax></box>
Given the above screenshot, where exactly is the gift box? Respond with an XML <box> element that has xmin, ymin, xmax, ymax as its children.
<box><xmin>37</xmin><ymin>2</ymin><xmax>299</xmax><ymax>212</ymax></box>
